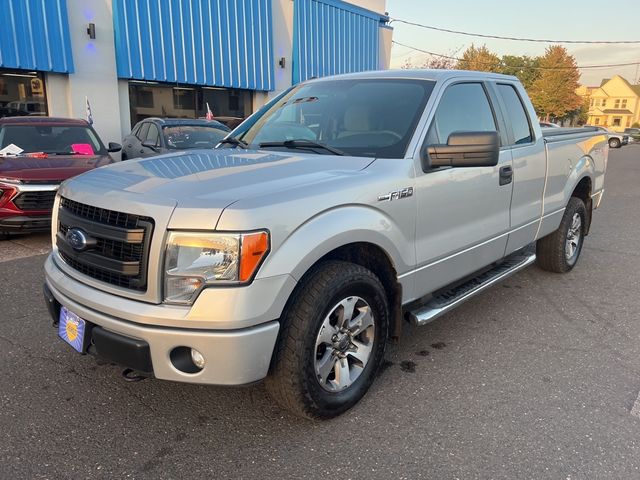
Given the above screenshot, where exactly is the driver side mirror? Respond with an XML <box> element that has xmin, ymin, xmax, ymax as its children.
<box><xmin>141</xmin><ymin>140</ymin><xmax>158</xmax><ymax>151</ymax></box>
<box><xmin>107</xmin><ymin>142</ymin><xmax>122</xmax><ymax>153</ymax></box>
<box><xmin>423</xmin><ymin>131</ymin><xmax>499</xmax><ymax>170</ymax></box>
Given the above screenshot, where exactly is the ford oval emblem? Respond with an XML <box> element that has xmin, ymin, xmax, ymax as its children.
<box><xmin>66</xmin><ymin>228</ymin><xmax>89</xmax><ymax>251</ymax></box>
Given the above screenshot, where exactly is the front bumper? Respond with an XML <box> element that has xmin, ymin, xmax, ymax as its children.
<box><xmin>44</xmin><ymin>265</ymin><xmax>283</xmax><ymax>386</ymax></box>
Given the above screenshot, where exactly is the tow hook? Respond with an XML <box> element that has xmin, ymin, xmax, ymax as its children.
<box><xmin>121</xmin><ymin>368</ymin><xmax>148</xmax><ymax>382</ymax></box>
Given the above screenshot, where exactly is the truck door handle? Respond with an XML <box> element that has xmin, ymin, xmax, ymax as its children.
<box><xmin>499</xmin><ymin>166</ymin><xmax>513</xmax><ymax>186</ymax></box>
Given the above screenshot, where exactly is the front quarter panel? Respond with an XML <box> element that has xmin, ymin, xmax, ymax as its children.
<box><xmin>216</xmin><ymin>157</ymin><xmax>418</xmax><ymax>302</ymax></box>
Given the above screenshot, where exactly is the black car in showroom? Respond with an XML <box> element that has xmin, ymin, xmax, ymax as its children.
<box><xmin>121</xmin><ymin>118</ymin><xmax>231</xmax><ymax>160</ymax></box>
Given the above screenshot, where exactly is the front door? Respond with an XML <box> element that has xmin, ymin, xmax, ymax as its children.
<box><xmin>411</xmin><ymin>81</ymin><xmax>514</xmax><ymax>297</ymax></box>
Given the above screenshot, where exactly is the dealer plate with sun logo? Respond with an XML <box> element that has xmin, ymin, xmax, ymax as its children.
<box><xmin>58</xmin><ymin>306</ymin><xmax>87</xmax><ymax>353</ymax></box>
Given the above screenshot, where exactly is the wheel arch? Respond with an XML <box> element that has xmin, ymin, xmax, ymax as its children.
<box><xmin>258</xmin><ymin>206</ymin><xmax>413</xmax><ymax>340</ymax></box>
<box><xmin>570</xmin><ymin>175</ymin><xmax>593</xmax><ymax>234</ymax></box>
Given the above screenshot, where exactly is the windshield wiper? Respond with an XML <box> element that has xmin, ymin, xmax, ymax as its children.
<box><xmin>259</xmin><ymin>139</ymin><xmax>345</xmax><ymax>156</ymax></box>
<box><xmin>217</xmin><ymin>136</ymin><xmax>248</xmax><ymax>149</ymax></box>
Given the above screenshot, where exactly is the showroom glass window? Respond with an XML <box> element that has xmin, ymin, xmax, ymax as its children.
<box><xmin>128</xmin><ymin>82</ymin><xmax>252</xmax><ymax>126</ymax></box>
<box><xmin>0</xmin><ymin>70</ymin><xmax>48</xmax><ymax>118</ymax></box>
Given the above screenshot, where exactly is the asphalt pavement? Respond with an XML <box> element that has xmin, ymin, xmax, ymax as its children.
<box><xmin>1</xmin><ymin>146</ymin><xmax>640</xmax><ymax>479</ymax></box>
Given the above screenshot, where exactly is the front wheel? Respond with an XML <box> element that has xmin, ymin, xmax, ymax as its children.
<box><xmin>609</xmin><ymin>138</ymin><xmax>621</xmax><ymax>148</ymax></box>
<box><xmin>536</xmin><ymin>197</ymin><xmax>587</xmax><ymax>273</ymax></box>
<box><xmin>266</xmin><ymin>261</ymin><xmax>389</xmax><ymax>419</ymax></box>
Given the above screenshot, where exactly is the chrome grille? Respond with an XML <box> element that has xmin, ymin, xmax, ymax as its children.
<box><xmin>57</xmin><ymin>197</ymin><xmax>154</xmax><ymax>291</ymax></box>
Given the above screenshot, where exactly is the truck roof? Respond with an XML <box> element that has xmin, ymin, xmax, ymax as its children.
<box><xmin>308</xmin><ymin>69</ymin><xmax>520</xmax><ymax>84</ymax></box>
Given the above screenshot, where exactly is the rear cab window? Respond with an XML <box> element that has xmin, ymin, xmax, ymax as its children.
<box><xmin>496</xmin><ymin>84</ymin><xmax>533</xmax><ymax>146</ymax></box>
<box><xmin>146</xmin><ymin>124</ymin><xmax>160</xmax><ymax>146</ymax></box>
<box><xmin>137</xmin><ymin>123</ymin><xmax>150</xmax><ymax>141</ymax></box>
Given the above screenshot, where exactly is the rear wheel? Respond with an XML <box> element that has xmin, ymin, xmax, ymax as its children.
<box><xmin>536</xmin><ymin>197</ymin><xmax>587</xmax><ymax>273</ymax></box>
<box><xmin>266</xmin><ymin>261</ymin><xmax>389</xmax><ymax>419</ymax></box>
<box><xmin>609</xmin><ymin>138</ymin><xmax>621</xmax><ymax>148</ymax></box>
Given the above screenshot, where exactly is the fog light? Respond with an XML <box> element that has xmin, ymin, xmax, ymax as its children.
<box><xmin>191</xmin><ymin>348</ymin><xmax>205</xmax><ymax>369</ymax></box>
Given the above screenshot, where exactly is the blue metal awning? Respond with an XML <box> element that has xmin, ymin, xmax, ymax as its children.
<box><xmin>0</xmin><ymin>0</ymin><xmax>74</xmax><ymax>73</ymax></box>
<box><xmin>113</xmin><ymin>0</ymin><xmax>275</xmax><ymax>91</ymax></box>
<box><xmin>293</xmin><ymin>0</ymin><xmax>387</xmax><ymax>84</ymax></box>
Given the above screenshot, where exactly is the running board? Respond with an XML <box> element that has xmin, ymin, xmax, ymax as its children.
<box><xmin>407</xmin><ymin>251</ymin><xmax>537</xmax><ymax>326</ymax></box>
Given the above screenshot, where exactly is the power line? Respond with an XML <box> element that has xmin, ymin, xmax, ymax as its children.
<box><xmin>390</xmin><ymin>18</ymin><xmax>640</xmax><ymax>45</ymax></box>
<box><xmin>392</xmin><ymin>40</ymin><xmax>640</xmax><ymax>70</ymax></box>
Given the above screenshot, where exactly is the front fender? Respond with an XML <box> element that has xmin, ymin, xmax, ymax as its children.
<box><xmin>257</xmin><ymin>205</ymin><xmax>415</xmax><ymax>296</ymax></box>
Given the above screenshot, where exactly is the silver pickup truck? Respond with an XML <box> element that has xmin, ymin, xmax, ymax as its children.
<box><xmin>43</xmin><ymin>70</ymin><xmax>607</xmax><ymax>419</ymax></box>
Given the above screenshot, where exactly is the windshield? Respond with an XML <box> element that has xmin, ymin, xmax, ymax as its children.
<box><xmin>0</xmin><ymin>125</ymin><xmax>106</xmax><ymax>154</ymax></box>
<box><xmin>163</xmin><ymin>125</ymin><xmax>228</xmax><ymax>150</ymax></box>
<box><xmin>236</xmin><ymin>79</ymin><xmax>436</xmax><ymax>158</ymax></box>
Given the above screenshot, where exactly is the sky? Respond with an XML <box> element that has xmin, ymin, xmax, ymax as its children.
<box><xmin>386</xmin><ymin>0</ymin><xmax>640</xmax><ymax>86</ymax></box>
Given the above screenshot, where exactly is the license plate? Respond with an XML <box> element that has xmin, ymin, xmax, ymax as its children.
<box><xmin>58</xmin><ymin>306</ymin><xmax>86</xmax><ymax>353</ymax></box>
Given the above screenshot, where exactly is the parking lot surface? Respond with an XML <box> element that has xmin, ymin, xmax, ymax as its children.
<box><xmin>1</xmin><ymin>147</ymin><xmax>640</xmax><ymax>479</ymax></box>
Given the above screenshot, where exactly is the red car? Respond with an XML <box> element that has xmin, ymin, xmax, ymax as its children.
<box><xmin>0</xmin><ymin>117</ymin><xmax>121</xmax><ymax>238</ymax></box>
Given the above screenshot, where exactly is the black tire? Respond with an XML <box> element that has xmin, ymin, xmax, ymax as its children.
<box><xmin>536</xmin><ymin>197</ymin><xmax>587</xmax><ymax>273</ymax></box>
<box><xmin>609</xmin><ymin>138</ymin><xmax>621</xmax><ymax>149</ymax></box>
<box><xmin>0</xmin><ymin>232</ymin><xmax>10</xmax><ymax>241</ymax></box>
<box><xmin>265</xmin><ymin>260</ymin><xmax>389</xmax><ymax>419</ymax></box>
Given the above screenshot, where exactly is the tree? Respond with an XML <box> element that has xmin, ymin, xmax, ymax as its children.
<box><xmin>456</xmin><ymin>45</ymin><xmax>501</xmax><ymax>73</ymax></box>
<box><xmin>401</xmin><ymin>54</ymin><xmax>456</xmax><ymax>70</ymax></box>
<box><xmin>500</xmin><ymin>55</ymin><xmax>540</xmax><ymax>92</ymax></box>
<box><xmin>424</xmin><ymin>55</ymin><xmax>456</xmax><ymax>70</ymax></box>
<box><xmin>529</xmin><ymin>46</ymin><xmax>582</xmax><ymax>121</ymax></box>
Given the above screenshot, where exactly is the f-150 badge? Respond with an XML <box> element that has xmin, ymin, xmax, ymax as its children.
<box><xmin>378</xmin><ymin>187</ymin><xmax>414</xmax><ymax>202</ymax></box>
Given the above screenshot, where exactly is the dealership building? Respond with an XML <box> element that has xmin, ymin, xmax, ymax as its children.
<box><xmin>0</xmin><ymin>0</ymin><xmax>392</xmax><ymax>149</ymax></box>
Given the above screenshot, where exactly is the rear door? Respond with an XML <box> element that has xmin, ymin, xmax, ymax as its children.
<box><xmin>411</xmin><ymin>81</ymin><xmax>514</xmax><ymax>296</ymax></box>
<box><xmin>490</xmin><ymin>82</ymin><xmax>546</xmax><ymax>255</ymax></box>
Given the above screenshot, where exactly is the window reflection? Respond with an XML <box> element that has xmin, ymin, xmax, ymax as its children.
<box><xmin>0</xmin><ymin>70</ymin><xmax>47</xmax><ymax>118</ymax></box>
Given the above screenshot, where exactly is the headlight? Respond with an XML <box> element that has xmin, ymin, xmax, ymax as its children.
<box><xmin>164</xmin><ymin>231</ymin><xmax>269</xmax><ymax>304</ymax></box>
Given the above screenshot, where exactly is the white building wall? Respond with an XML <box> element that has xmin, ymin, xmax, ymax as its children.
<box><xmin>348</xmin><ymin>0</ymin><xmax>387</xmax><ymax>15</ymax></box>
<box><xmin>254</xmin><ymin>0</ymin><xmax>294</xmax><ymax>110</ymax></box>
<box><xmin>379</xmin><ymin>25</ymin><xmax>393</xmax><ymax>69</ymax></box>
<box><xmin>45</xmin><ymin>0</ymin><xmax>124</xmax><ymax>151</ymax></box>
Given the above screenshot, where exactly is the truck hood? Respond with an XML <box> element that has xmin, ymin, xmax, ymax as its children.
<box><xmin>0</xmin><ymin>154</ymin><xmax>113</xmax><ymax>182</ymax></box>
<box><xmin>60</xmin><ymin>149</ymin><xmax>373</xmax><ymax>229</ymax></box>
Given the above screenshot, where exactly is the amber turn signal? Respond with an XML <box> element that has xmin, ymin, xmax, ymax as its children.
<box><xmin>239</xmin><ymin>231</ymin><xmax>269</xmax><ymax>282</ymax></box>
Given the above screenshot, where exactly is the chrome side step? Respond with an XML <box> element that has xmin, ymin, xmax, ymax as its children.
<box><xmin>407</xmin><ymin>251</ymin><xmax>537</xmax><ymax>326</ymax></box>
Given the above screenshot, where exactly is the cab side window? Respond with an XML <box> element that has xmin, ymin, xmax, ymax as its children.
<box><xmin>136</xmin><ymin>123</ymin><xmax>149</xmax><ymax>141</ymax></box>
<box><xmin>146</xmin><ymin>124</ymin><xmax>160</xmax><ymax>146</ymax></box>
<box><xmin>427</xmin><ymin>83</ymin><xmax>497</xmax><ymax>144</ymax></box>
<box><xmin>497</xmin><ymin>84</ymin><xmax>533</xmax><ymax>145</ymax></box>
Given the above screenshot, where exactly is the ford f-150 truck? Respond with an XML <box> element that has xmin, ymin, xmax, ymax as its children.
<box><xmin>43</xmin><ymin>70</ymin><xmax>607</xmax><ymax>419</ymax></box>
